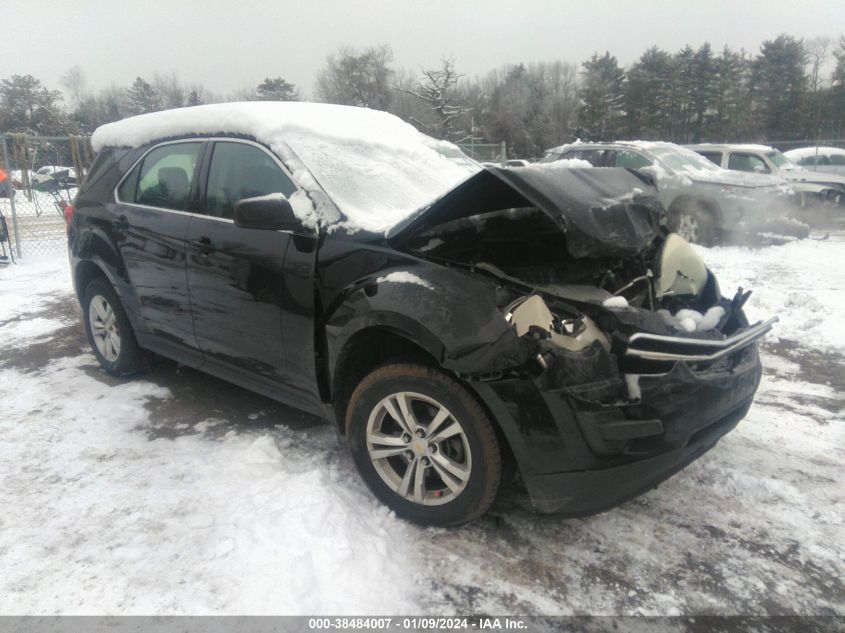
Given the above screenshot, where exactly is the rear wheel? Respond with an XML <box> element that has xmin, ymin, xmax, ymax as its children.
<box><xmin>82</xmin><ymin>277</ymin><xmax>147</xmax><ymax>375</ymax></box>
<box><xmin>346</xmin><ymin>363</ymin><xmax>501</xmax><ymax>526</ymax></box>
<box><xmin>669</xmin><ymin>200</ymin><xmax>718</xmax><ymax>246</ymax></box>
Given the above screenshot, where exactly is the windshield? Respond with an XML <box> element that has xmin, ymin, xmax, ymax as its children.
<box><xmin>648</xmin><ymin>145</ymin><xmax>721</xmax><ymax>173</ymax></box>
<box><xmin>767</xmin><ymin>150</ymin><xmax>802</xmax><ymax>171</ymax></box>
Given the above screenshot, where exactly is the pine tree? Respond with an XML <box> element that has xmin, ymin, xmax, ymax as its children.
<box><xmin>127</xmin><ymin>77</ymin><xmax>162</xmax><ymax>114</ymax></box>
<box><xmin>0</xmin><ymin>74</ymin><xmax>67</xmax><ymax>135</ymax></box>
<box><xmin>255</xmin><ymin>77</ymin><xmax>299</xmax><ymax>101</ymax></box>
<box><xmin>577</xmin><ymin>52</ymin><xmax>625</xmax><ymax>141</ymax></box>
<box><xmin>624</xmin><ymin>47</ymin><xmax>674</xmax><ymax>139</ymax></box>
<box><xmin>751</xmin><ymin>35</ymin><xmax>808</xmax><ymax>140</ymax></box>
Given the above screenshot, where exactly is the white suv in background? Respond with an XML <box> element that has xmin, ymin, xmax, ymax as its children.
<box><xmin>784</xmin><ymin>146</ymin><xmax>845</xmax><ymax>177</ymax></box>
<box><xmin>688</xmin><ymin>144</ymin><xmax>845</xmax><ymax>207</ymax></box>
<box><xmin>541</xmin><ymin>141</ymin><xmax>794</xmax><ymax>245</ymax></box>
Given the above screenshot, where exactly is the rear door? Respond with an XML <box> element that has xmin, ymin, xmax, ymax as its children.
<box><xmin>113</xmin><ymin>140</ymin><xmax>204</xmax><ymax>359</ymax></box>
<box><xmin>184</xmin><ymin>139</ymin><xmax>320</xmax><ymax>409</ymax></box>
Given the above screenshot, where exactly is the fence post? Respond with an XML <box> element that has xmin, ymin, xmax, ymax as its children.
<box><xmin>2</xmin><ymin>135</ymin><xmax>22</xmax><ymax>258</ymax></box>
<box><xmin>500</xmin><ymin>141</ymin><xmax>507</xmax><ymax>163</ymax></box>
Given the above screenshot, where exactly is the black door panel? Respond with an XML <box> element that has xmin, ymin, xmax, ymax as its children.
<box><xmin>185</xmin><ymin>217</ymin><xmax>290</xmax><ymax>380</ymax></box>
<box><xmin>113</xmin><ymin>206</ymin><xmax>197</xmax><ymax>351</ymax></box>
<box><xmin>112</xmin><ymin>141</ymin><xmax>205</xmax><ymax>355</ymax></box>
<box><xmin>185</xmin><ymin>139</ymin><xmax>320</xmax><ymax>409</ymax></box>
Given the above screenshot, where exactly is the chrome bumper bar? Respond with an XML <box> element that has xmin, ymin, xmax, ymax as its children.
<box><xmin>625</xmin><ymin>317</ymin><xmax>778</xmax><ymax>362</ymax></box>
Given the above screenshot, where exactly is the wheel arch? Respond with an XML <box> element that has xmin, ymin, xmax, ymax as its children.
<box><xmin>73</xmin><ymin>259</ymin><xmax>109</xmax><ymax>301</ymax></box>
<box><xmin>329</xmin><ymin>324</ymin><xmax>522</xmax><ymax>482</ymax></box>
<box><xmin>668</xmin><ymin>194</ymin><xmax>723</xmax><ymax>224</ymax></box>
<box><xmin>330</xmin><ymin>325</ymin><xmax>440</xmax><ymax>434</ymax></box>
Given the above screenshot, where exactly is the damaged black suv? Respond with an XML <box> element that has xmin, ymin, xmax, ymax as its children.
<box><xmin>69</xmin><ymin>103</ymin><xmax>774</xmax><ymax>526</ymax></box>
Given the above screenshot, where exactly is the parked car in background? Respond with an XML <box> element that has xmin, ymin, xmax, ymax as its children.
<box><xmin>32</xmin><ymin>165</ymin><xmax>78</xmax><ymax>187</ymax></box>
<box><xmin>688</xmin><ymin>144</ymin><xmax>845</xmax><ymax>207</ymax></box>
<box><xmin>503</xmin><ymin>159</ymin><xmax>530</xmax><ymax>167</ymax></box>
<box><xmin>69</xmin><ymin>102</ymin><xmax>773</xmax><ymax>525</ymax></box>
<box><xmin>540</xmin><ymin>141</ymin><xmax>794</xmax><ymax>245</ymax></box>
<box><xmin>784</xmin><ymin>146</ymin><xmax>845</xmax><ymax>176</ymax></box>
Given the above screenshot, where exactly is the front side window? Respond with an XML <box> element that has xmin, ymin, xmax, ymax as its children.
<box><xmin>118</xmin><ymin>142</ymin><xmax>202</xmax><ymax>211</ymax></box>
<box><xmin>204</xmin><ymin>142</ymin><xmax>296</xmax><ymax>219</ymax></box>
<box><xmin>830</xmin><ymin>154</ymin><xmax>845</xmax><ymax>166</ymax></box>
<box><xmin>729</xmin><ymin>153</ymin><xmax>769</xmax><ymax>174</ymax></box>
<box><xmin>766</xmin><ymin>150</ymin><xmax>801</xmax><ymax>170</ymax></box>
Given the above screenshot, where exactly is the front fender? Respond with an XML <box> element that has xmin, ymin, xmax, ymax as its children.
<box><xmin>323</xmin><ymin>263</ymin><xmax>533</xmax><ymax>383</ymax></box>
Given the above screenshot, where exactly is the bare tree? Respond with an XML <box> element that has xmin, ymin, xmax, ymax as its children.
<box><xmin>806</xmin><ymin>36</ymin><xmax>833</xmax><ymax>92</ymax></box>
<box><xmin>314</xmin><ymin>45</ymin><xmax>394</xmax><ymax>109</ymax></box>
<box><xmin>399</xmin><ymin>56</ymin><xmax>471</xmax><ymax>140</ymax></box>
<box><xmin>60</xmin><ymin>65</ymin><xmax>86</xmax><ymax>109</ymax></box>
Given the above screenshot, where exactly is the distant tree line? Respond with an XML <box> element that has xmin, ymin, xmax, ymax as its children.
<box><xmin>1</xmin><ymin>33</ymin><xmax>844</xmax><ymax>158</ymax></box>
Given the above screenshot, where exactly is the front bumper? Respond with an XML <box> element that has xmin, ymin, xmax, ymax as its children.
<box><xmin>523</xmin><ymin>395</ymin><xmax>754</xmax><ymax>515</ymax></box>
<box><xmin>471</xmin><ymin>324</ymin><xmax>767</xmax><ymax>516</ymax></box>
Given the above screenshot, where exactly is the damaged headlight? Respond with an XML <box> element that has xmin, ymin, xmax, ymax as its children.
<box><xmin>656</xmin><ymin>233</ymin><xmax>708</xmax><ymax>298</ymax></box>
<box><xmin>506</xmin><ymin>295</ymin><xmax>610</xmax><ymax>353</ymax></box>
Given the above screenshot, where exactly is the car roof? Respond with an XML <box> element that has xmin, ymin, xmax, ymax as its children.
<box><xmin>686</xmin><ymin>143</ymin><xmax>775</xmax><ymax>153</ymax></box>
<box><xmin>92</xmin><ymin>102</ymin><xmax>479</xmax><ymax>235</ymax></box>
<box><xmin>545</xmin><ymin>140</ymin><xmax>678</xmax><ymax>155</ymax></box>
<box><xmin>784</xmin><ymin>146</ymin><xmax>845</xmax><ymax>158</ymax></box>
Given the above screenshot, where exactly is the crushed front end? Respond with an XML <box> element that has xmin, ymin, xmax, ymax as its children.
<box><xmin>396</xmin><ymin>166</ymin><xmax>775</xmax><ymax>515</ymax></box>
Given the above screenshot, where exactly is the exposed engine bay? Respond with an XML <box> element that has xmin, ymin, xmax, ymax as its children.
<box><xmin>404</xmin><ymin>200</ymin><xmax>775</xmax><ymax>407</ymax></box>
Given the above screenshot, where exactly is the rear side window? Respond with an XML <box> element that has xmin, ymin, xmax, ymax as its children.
<box><xmin>203</xmin><ymin>142</ymin><xmax>296</xmax><ymax>219</ymax></box>
<box><xmin>117</xmin><ymin>142</ymin><xmax>202</xmax><ymax>211</ymax></box>
<box><xmin>556</xmin><ymin>149</ymin><xmax>607</xmax><ymax>166</ymax></box>
<box><xmin>830</xmin><ymin>154</ymin><xmax>845</xmax><ymax>166</ymax></box>
<box><xmin>698</xmin><ymin>151</ymin><xmax>722</xmax><ymax>166</ymax></box>
<box><xmin>613</xmin><ymin>151</ymin><xmax>652</xmax><ymax>169</ymax></box>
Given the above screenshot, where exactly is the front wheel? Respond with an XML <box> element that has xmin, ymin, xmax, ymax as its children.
<box><xmin>669</xmin><ymin>201</ymin><xmax>718</xmax><ymax>246</ymax></box>
<box><xmin>346</xmin><ymin>363</ymin><xmax>502</xmax><ymax>526</ymax></box>
<box><xmin>82</xmin><ymin>277</ymin><xmax>147</xmax><ymax>375</ymax></box>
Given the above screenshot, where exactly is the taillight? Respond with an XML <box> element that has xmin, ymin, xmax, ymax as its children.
<box><xmin>63</xmin><ymin>203</ymin><xmax>75</xmax><ymax>233</ymax></box>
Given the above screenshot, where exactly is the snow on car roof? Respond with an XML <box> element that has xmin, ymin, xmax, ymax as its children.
<box><xmin>784</xmin><ymin>146</ymin><xmax>845</xmax><ymax>158</ymax></box>
<box><xmin>92</xmin><ymin>102</ymin><xmax>479</xmax><ymax>234</ymax></box>
<box><xmin>689</xmin><ymin>143</ymin><xmax>776</xmax><ymax>153</ymax></box>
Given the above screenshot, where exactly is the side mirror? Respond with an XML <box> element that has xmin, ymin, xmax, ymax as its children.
<box><xmin>233</xmin><ymin>194</ymin><xmax>302</xmax><ymax>232</ymax></box>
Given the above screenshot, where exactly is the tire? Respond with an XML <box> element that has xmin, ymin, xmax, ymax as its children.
<box><xmin>346</xmin><ymin>363</ymin><xmax>502</xmax><ymax>526</ymax></box>
<box><xmin>82</xmin><ymin>277</ymin><xmax>148</xmax><ymax>376</ymax></box>
<box><xmin>668</xmin><ymin>200</ymin><xmax>718</xmax><ymax>246</ymax></box>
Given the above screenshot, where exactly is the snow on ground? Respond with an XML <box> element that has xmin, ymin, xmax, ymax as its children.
<box><xmin>0</xmin><ymin>237</ymin><xmax>843</xmax><ymax>615</ymax></box>
<box><xmin>694</xmin><ymin>234</ymin><xmax>845</xmax><ymax>353</ymax></box>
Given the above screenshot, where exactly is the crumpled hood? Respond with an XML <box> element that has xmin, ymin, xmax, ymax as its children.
<box><xmin>686</xmin><ymin>169</ymin><xmax>785</xmax><ymax>188</ymax></box>
<box><xmin>778</xmin><ymin>168</ymin><xmax>845</xmax><ymax>187</ymax></box>
<box><xmin>391</xmin><ymin>165</ymin><xmax>663</xmax><ymax>259</ymax></box>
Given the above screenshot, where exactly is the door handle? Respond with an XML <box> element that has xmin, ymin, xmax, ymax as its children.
<box><xmin>115</xmin><ymin>215</ymin><xmax>129</xmax><ymax>231</ymax></box>
<box><xmin>189</xmin><ymin>236</ymin><xmax>215</xmax><ymax>255</ymax></box>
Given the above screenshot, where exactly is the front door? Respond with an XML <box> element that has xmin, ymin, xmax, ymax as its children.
<box><xmin>113</xmin><ymin>140</ymin><xmax>204</xmax><ymax>359</ymax></box>
<box><xmin>184</xmin><ymin>140</ymin><xmax>317</xmax><ymax>408</ymax></box>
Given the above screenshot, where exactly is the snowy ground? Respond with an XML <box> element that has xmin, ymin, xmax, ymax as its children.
<box><xmin>0</xmin><ymin>236</ymin><xmax>843</xmax><ymax>616</ymax></box>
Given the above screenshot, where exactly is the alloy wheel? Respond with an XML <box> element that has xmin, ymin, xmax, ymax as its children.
<box><xmin>88</xmin><ymin>294</ymin><xmax>121</xmax><ymax>362</ymax></box>
<box><xmin>677</xmin><ymin>213</ymin><xmax>701</xmax><ymax>243</ymax></box>
<box><xmin>366</xmin><ymin>391</ymin><xmax>472</xmax><ymax>506</ymax></box>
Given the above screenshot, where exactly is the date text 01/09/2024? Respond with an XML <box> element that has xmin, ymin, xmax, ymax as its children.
<box><xmin>307</xmin><ymin>617</ymin><xmax>528</xmax><ymax>630</ymax></box>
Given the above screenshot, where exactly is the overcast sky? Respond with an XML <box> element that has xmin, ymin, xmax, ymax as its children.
<box><xmin>1</xmin><ymin>0</ymin><xmax>843</xmax><ymax>98</ymax></box>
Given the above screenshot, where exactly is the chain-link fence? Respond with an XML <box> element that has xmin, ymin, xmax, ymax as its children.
<box><xmin>457</xmin><ymin>141</ymin><xmax>507</xmax><ymax>163</ymax></box>
<box><xmin>768</xmin><ymin>139</ymin><xmax>845</xmax><ymax>152</ymax></box>
<box><xmin>1</xmin><ymin>134</ymin><xmax>95</xmax><ymax>258</ymax></box>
